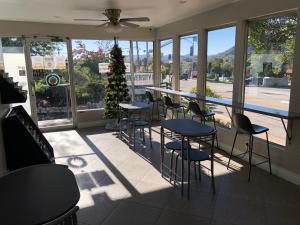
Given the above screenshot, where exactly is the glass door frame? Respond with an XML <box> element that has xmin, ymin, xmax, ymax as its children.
<box><xmin>23</xmin><ymin>37</ymin><xmax>77</xmax><ymax>130</ymax></box>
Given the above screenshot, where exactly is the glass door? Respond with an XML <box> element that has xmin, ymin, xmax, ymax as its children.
<box><xmin>25</xmin><ymin>39</ymin><xmax>73</xmax><ymax>129</ymax></box>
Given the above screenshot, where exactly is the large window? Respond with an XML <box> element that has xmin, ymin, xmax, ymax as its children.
<box><xmin>180</xmin><ymin>34</ymin><xmax>198</xmax><ymax>93</ymax></box>
<box><xmin>72</xmin><ymin>40</ymin><xmax>130</xmax><ymax>110</ymax></box>
<box><xmin>207</xmin><ymin>26</ymin><xmax>236</xmax><ymax>127</ymax></box>
<box><xmin>160</xmin><ymin>39</ymin><xmax>173</xmax><ymax>89</ymax></box>
<box><xmin>132</xmin><ymin>41</ymin><xmax>154</xmax><ymax>100</ymax></box>
<box><xmin>244</xmin><ymin>13</ymin><xmax>297</xmax><ymax>145</ymax></box>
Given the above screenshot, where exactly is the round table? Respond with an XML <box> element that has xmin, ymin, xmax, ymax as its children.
<box><xmin>160</xmin><ymin>119</ymin><xmax>215</xmax><ymax>199</ymax></box>
<box><xmin>0</xmin><ymin>164</ymin><xmax>80</xmax><ymax>225</ymax></box>
<box><xmin>119</xmin><ymin>102</ymin><xmax>151</xmax><ymax>110</ymax></box>
<box><xmin>119</xmin><ymin>102</ymin><xmax>152</xmax><ymax>148</ymax></box>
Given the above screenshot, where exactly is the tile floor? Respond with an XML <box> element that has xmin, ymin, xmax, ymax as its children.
<box><xmin>44</xmin><ymin>126</ymin><xmax>300</xmax><ymax>225</ymax></box>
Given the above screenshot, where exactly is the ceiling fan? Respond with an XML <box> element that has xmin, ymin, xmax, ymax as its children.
<box><xmin>74</xmin><ymin>9</ymin><xmax>150</xmax><ymax>33</ymax></box>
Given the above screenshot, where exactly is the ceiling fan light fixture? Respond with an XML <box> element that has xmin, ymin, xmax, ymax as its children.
<box><xmin>105</xmin><ymin>22</ymin><xmax>123</xmax><ymax>33</ymax></box>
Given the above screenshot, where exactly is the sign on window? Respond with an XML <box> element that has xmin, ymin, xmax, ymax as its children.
<box><xmin>99</xmin><ymin>62</ymin><xmax>131</xmax><ymax>73</ymax></box>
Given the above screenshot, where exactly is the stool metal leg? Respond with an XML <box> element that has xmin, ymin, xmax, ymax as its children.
<box><xmin>211</xmin><ymin>136</ymin><xmax>216</xmax><ymax>194</ymax></box>
<box><xmin>181</xmin><ymin>136</ymin><xmax>185</xmax><ymax>197</ymax></box>
<box><xmin>133</xmin><ymin>126</ymin><xmax>136</xmax><ymax>151</ymax></box>
<box><xmin>149</xmin><ymin>126</ymin><xmax>152</xmax><ymax>148</ymax></box>
<box><xmin>248</xmin><ymin>135</ymin><xmax>253</xmax><ymax>182</ymax></box>
<box><xmin>175</xmin><ymin>154</ymin><xmax>179</xmax><ymax>183</ymax></box>
<box><xmin>194</xmin><ymin>161</ymin><xmax>197</xmax><ymax>180</ymax></box>
<box><xmin>213</xmin><ymin>116</ymin><xmax>219</xmax><ymax>148</ymax></box>
<box><xmin>198</xmin><ymin>162</ymin><xmax>201</xmax><ymax>182</ymax></box>
<box><xmin>187</xmin><ymin>137</ymin><xmax>191</xmax><ymax>200</ymax></box>
<box><xmin>227</xmin><ymin>131</ymin><xmax>238</xmax><ymax>169</ymax></box>
<box><xmin>156</xmin><ymin>101</ymin><xmax>160</xmax><ymax>121</ymax></box>
<box><xmin>266</xmin><ymin>132</ymin><xmax>272</xmax><ymax>175</ymax></box>
<box><xmin>160</xmin><ymin>127</ymin><xmax>165</xmax><ymax>176</ymax></box>
<box><xmin>170</xmin><ymin>150</ymin><xmax>175</xmax><ymax>183</ymax></box>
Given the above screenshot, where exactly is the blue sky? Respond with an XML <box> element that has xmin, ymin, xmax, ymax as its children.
<box><xmin>207</xmin><ymin>26</ymin><xmax>236</xmax><ymax>55</ymax></box>
<box><xmin>72</xmin><ymin>26</ymin><xmax>236</xmax><ymax>58</ymax></box>
<box><xmin>160</xmin><ymin>26</ymin><xmax>236</xmax><ymax>57</ymax></box>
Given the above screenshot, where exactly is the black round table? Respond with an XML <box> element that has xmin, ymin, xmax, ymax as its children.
<box><xmin>0</xmin><ymin>164</ymin><xmax>80</xmax><ymax>225</ymax></box>
<box><xmin>160</xmin><ymin>119</ymin><xmax>215</xmax><ymax>198</ymax></box>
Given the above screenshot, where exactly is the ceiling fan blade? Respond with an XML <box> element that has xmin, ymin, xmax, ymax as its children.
<box><xmin>120</xmin><ymin>17</ymin><xmax>150</xmax><ymax>22</ymax></box>
<box><xmin>96</xmin><ymin>22</ymin><xmax>109</xmax><ymax>28</ymax></box>
<box><xmin>120</xmin><ymin>21</ymin><xmax>140</xmax><ymax>28</ymax></box>
<box><xmin>74</xmin><ymin>19</ymin><xmax>108</xmax><ymax>22</ymax></box>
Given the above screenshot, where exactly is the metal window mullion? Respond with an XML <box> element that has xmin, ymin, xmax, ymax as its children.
<box><xmin>129</xmin><ymin>40</ymin><xmax>135</xmax><ymax>101</ymax></box>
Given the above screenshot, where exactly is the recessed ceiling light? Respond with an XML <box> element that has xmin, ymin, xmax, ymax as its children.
<box><xmin>179</xmin><ymin>0</ymin><xmax>187</xmax><ymax>4</ymax></box>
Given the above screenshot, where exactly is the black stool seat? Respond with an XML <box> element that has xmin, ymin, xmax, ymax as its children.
<box><xmin>252</xmin><ymin>124</ymin><xmax>269</xmax><ymax>134</ymax></box>
<box><xmin>132</xmin><ymin>120</ymin><xmax>149</xmax><ymax>126</ymax></box>
<box><xmin>201</xmin><ymin>111</ymin><xmax>215</xmax><ymax>117</ymax></box>
<box><xmin>182</xmin><ymin>149</ymin><xmax>210</xmax><ymax>161</ymax></box>
<box><xmin>227</xmin><ymin>113</ymin><xmax>272</xmax><ymax>181</ymax></box>
<box><xmin>165</xmin><ymin>141</ymin><xmax>191</xmax><ymax>150</ymax></box>
<box><xmin>171</xmin><ymin>103</ymin><xmax>185</xmax><ymax>109</ymax></box>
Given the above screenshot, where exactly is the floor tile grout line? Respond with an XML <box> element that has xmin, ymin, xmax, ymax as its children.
<box><xmin>99</xmin><ymin>201</ymin><xmax>122</xmax><ymax>225</ymax></box>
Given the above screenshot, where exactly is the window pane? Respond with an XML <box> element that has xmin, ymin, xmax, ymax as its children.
<box><xmin>245</xmin><ymin>14</ymin><xmax>297</xmax><ymax>145</ymax></box>
<box><xmin>72</xmin><ymin>40</ymin><xmax>130</xmax><ymax>110</ymax></box>
<box><xmin>207</xmin><ymin>26</ymin><xmax>236</xmax><ymax>128</ymax></box>
<box><xmin>180</xmin><ymin>34</ymin><xmax>198</xmax><ymax>93</ymax></box>
<box><xmin>132</xmin><ymin>41</ymin><xmax>154</xmax><ymax>100</ymax></box>
<box><xmin>160</xmin><ymin>39</ymin><xmax>173</xmax><ymax>89</ymax></box>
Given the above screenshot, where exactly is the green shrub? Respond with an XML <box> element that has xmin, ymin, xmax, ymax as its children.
<box><xmin>189</xmin><ymin>86</ymin><xmax>220</xmax><ymax>98</ymax></box>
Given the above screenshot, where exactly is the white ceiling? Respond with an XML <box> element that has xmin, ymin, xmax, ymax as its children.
<box><xmin>0</xmin><ymin>0</ymin><xmax>239</xmax><ymax>27</ymax></box>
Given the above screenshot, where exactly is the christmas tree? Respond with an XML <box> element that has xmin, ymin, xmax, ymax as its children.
<box><xmin>104</xmin><ymin>42</ymin><xmax>130</xmax><ymax>119</ymax></box>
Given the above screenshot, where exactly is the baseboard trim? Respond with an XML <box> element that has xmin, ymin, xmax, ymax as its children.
<box><xmin>77</xmin><ymin>120</ymin><xmax>106</xmax><ymax>129</ymax></box>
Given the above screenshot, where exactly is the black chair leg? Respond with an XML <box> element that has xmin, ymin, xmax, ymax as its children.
<box><xmin>133</xmin><ymin>126</ymin><xmax>136</xmax><ymax>151</ymax></box>
<box><xmin>213</xmin><ymin>116</ymin><xmax>219</xmax><ymax>149</ymax></box>
<box><xmin>142</xmin><ymin>128</ymin><xmax>145</xmax><ymax>142</ymax></box>
<box><xmin>175</xmin><ymin>154</ymin><xmax>179</xmax><ymax>183</ymax></box>
<box><xmin>170</xmin><ymin>150</ymin><xmax>175</xmax><ymax>183</ymax></box>
<box><xmin>198</xmin><ymin>162</ymin><xmax>201</xmax><ymax>182</ymax></box>
<box><xmin>248</xmin><ymin>135</ymin><xmax>253</xmax><ymax>182</ymax></box>
<box><xmin>156</xmin><ymin>101</ymin><xmax>160</xmax><ymax>121</ymax></box>
<box><xmin>194</xmin><ymin>161</ymin><xmax>197</xmax><ymax>180</ymax></box>
<box><xmin>266</xmin><ymin>132</ymin><xmax>272</xmax><ymax>175</ymax></box>
<box><xmin>149</xmin><ymin>126</ymin><xmax>152</xmax><ymax>148</ymax></box>
<box><xmin>227</xmin><ymin>131</ymin><xmax>238</xmax><ymax>169</ymax></box>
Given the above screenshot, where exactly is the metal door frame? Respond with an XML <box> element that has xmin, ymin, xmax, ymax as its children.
<box><xmin>23</xmin><ymin>37</ymin><xmax>77</xmax><ymax>130</ymax></box>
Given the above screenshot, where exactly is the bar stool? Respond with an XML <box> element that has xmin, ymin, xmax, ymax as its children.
<box><xmin>163</xmin><ymin>96</ymin><xmax>186</xmax><ymax>119</ymax></box>
<box><xmin>145</xmin><ymin>91</ymin><xmax>161</xmax><ymax>120</ymax></box>
<box><xmin>174</xmin><ymin>132</ymin><xmax>217</xmax><ymax>195</ymax></box>
<box><xmin>188</xmin><ymin>101</ymin><xmax>219</xmax><ymax>148</ymax></box>
<box><xmin>165</xmin><ymin>141</ymin><xmax>191</xmax><ymax>183</ymax></box>
<box><xmin>227</xmin><ymin>113</ymin><xmax>272</xmax><ymax>181</ymax></box>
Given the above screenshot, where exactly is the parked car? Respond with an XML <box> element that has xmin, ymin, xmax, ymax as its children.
<box><xmin>181</xmin><ymin>73</ymin><xmax>188</xmax><ymax>80</ymax></box>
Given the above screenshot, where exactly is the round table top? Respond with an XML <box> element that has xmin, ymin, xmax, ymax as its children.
<box><xmin>0</xmin><ymin>164</ymin><xmax>80</xmax><ymax>225</ymax></box>
<box><xmin>119</xmin><ymin>101</ymin><xmax>151</xmax><ymax>110</ymax></box>
<box><xmin>161</xmin><ymin>119</ymin><xmax>215</xmax><ymax>137</ymax></box>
